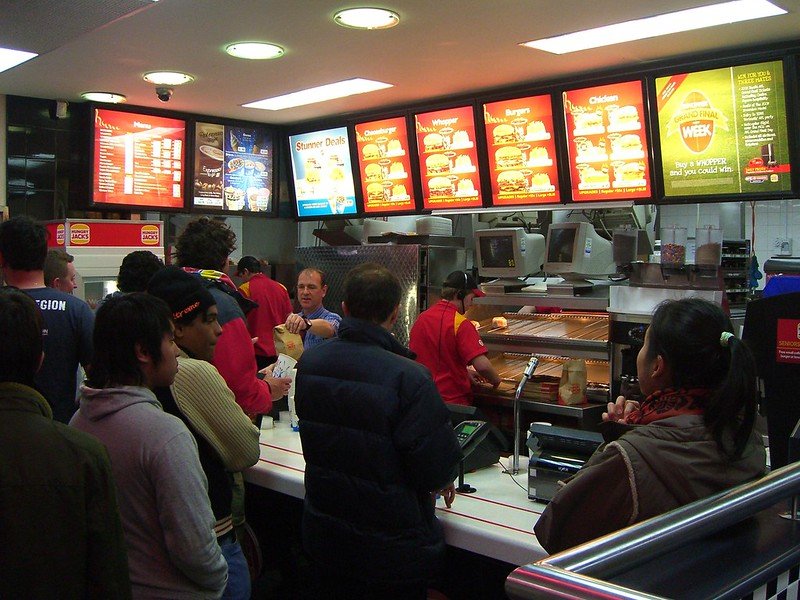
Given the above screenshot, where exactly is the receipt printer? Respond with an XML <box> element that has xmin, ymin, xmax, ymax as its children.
<box><xmin>526</xmin><ymin>424</ymin><xmax>603</xmax><ymax>503</ymax></box>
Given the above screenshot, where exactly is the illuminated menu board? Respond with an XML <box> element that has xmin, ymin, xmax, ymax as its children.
<box><xmin>355</xmin><ymin>116</ymin><xmax>416</xmax><ymax>214</ymax></box>
<box><xmin>483</xmin><ymin>95</ymin><xmax>559</xmax><ymax>205</ymax></box>
<box><xmin>414</xmin><ymin>106</ymin><xmax>482</xmax><ymax>210</ymax></box>
<box><xmin>289</xmin><ymin>127</ymin><xmax>357</xmax><ymax>218</ymax></box>
<box><xmin>563</xmin><ymin>81</ymin><xmax>651</xmax><ymax>202</ymax></box>
<box><xmin>193</xmin><ymin>122</ymin><xmax>274</xmax><ymax>213</ymax></box>
<box><xmin>92</xmin><ymin>108</ymin><xmax>186</xmax><ymax>209</ymax></box>
<box><xmin>656</xmin><ymin>60</ymin><xmax>791</xmax><ymax>197</ymax></box>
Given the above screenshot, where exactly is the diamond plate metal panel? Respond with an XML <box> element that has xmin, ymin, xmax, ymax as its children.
<box><xmin>296</xmin><ymin>245</ymin><xmax>421</xmax><ymax>346</ymax></box>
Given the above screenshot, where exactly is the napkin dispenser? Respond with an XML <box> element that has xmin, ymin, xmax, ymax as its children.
<box><xmin>526</xmin><ymin>424</ymin><xmax>603</xmax><ymax>503</ymax></box>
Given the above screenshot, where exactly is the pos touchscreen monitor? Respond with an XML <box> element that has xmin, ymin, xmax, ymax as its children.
<box><xmin>544</xmin><ymin>222</ymin><xmax>615</xmax><ymax>282</ymax></box>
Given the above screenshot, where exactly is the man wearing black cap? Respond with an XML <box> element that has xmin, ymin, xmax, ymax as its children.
<box><xmin>410</xmin><ymin>270</ymin><xmax>501</xmax><ymax>406</ymax></box>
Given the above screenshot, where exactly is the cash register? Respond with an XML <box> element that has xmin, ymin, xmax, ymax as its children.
<box><xmin>526</xmin><ymin>423</ymin><xmax>603</xmax><ymax>502</ymax></box>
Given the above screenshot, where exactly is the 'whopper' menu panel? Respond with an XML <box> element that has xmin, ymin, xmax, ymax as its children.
<box><xmin>92</xmin><ymin>108</ymin><xmax>186</xmax><ymax>209</ymax></box>
<box><xmin>656</xmin><ymin>60</ymin><xmax>792</xmax><ymax>197</ymax></box>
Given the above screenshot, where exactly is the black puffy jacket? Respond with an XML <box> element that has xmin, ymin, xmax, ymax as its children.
<box><xmin>296</xmin><ymin>317</ymin><xmax>463</xmax><ymax>584</ymax></box>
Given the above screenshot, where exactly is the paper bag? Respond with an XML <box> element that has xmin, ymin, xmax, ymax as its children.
<box><xmin>557</xmin><ymin>359</ymin><xmax>587</xmax><ymax>406</ymax></box>
<box><xmin>273</xmin><ymin>325</ymin><xmax>303</xmax><ymax>360</ymax></box>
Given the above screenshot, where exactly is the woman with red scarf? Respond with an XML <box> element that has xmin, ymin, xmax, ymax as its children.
<box><xmin>535</xmin><ymin>298</ymin><xmax>767</xmax><ymax>554</ymax></box>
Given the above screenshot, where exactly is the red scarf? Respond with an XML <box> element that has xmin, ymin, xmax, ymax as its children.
<box><xmin>626</xmin><ymin>388</ymin><xmax>710</xmax><ymax>425</ymax></box>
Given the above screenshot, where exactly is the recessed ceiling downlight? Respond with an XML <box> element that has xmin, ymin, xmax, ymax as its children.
<box><xmin>143</xmin><ymin>71</ymin><xmax>195</xmax><ymax>85</ymax></box>
<box><xmin>225</xmin><ymin>42</ymin><xmax>285</xmax><ymax>60</ymax></box>
<box><xmin>333</xmin><ymin>7</ymin><xmax>400</xmax><ymax>30</ymax></box>
<box><xmin>80</xmin><ymin>92</ymin><xmax>127</xmax><ymax>103</ymax></box>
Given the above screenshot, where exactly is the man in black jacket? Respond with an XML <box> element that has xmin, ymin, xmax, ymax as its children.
<box><xmin>296</xmin><ymin>262</ymin><xmax>463</xmax><ymax>599</ymax></box>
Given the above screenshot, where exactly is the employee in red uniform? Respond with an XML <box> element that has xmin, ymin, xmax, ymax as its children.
<box><xmin>410</xmin><ymin>270</ymin><xmax>501</xmax><ymax>405</ymax></box>
<box><xmin>236</xmin><ymin>256</ymin><xmax>293</xmax><ymax>369</ymax></box>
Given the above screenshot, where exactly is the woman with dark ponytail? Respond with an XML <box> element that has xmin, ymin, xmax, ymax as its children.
<box><xmin>535</xmin><ymin>298</ymin><xmax>767</xmax><ymax>554</ymax></box>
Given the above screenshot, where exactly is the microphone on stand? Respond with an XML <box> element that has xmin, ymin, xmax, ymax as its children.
<box><xmin>513</xmin><ymin>355</ymin><xmax>539</xmax><ymax>474</ymax></box>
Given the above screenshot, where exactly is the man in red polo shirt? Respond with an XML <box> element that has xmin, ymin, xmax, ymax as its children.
<box><xmin>236</xmin><ymin>256</ymin><xmax>293</xmax><ymax>369</ymax></box>
<box><xmin>410</xmin><ymin>270</ymin><xmax>501</xmax><ymax>405</ymax></box>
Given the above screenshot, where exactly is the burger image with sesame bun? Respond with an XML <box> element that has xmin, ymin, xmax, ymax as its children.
<box><xmin>366</xmin><ymin>182</ymin><xmax>385</xmax><ymax>203</ymax></box>
<box><xmin>425</xmin><ymin>153</ymin><xmax>450</xmax><ymax>175</ymax></box>
<box><xmin>362</xmin><ymin>143</ymin><xmax>381</xmax><ymax>160</ymax></box>
<box><xmin>493</xmin><ymin>123</ymin><xmax>517</xmax><ymax>145</ymax></box>
<box><xmin>423</xmin><ymin>133</ymin><xmax>445</xmax><ymax>152</ymax></box>
<box><xmin>497</xmin><ymin>170</ymin><xmax>527</xmax><ymax>194</ymax></box>
<box><xmin>495</xmin><ymin>146</ymin><xmax>524</xmax><ymax>169</ymax></box>
<box><xmin>365</xmin><ymin>163</ymin><xmax>382</xmax><ymax>181</ymax></box>
<box><xmin>428</xmin><ymin>176</ymin><xmax>453</xmax><ymax>198</ymax></box>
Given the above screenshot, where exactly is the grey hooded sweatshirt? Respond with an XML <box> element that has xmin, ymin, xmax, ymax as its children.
<box><xmin>70</xmin><ymin>385</ymin><xmax>228</xmax><ymax>599</ymax></box>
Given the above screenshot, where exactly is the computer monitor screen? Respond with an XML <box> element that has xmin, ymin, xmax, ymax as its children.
<box><xmin>544</xmin><ymin>222</ymin><xmax>614</xmax><ymax>280</ymax></box>
<box><xmin>475</xmin><ymin>228</ymin><xmax>545</xmax><ymax>279</ymax></box>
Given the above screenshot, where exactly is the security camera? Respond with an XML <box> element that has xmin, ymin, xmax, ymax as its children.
<box><xmin>156</xmin><ymin>87</ymin><xmax>173</xmax><ymax>102</ymax></box>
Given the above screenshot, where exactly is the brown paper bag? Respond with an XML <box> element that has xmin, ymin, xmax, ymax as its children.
<box><xmin>557</xmin><ymin>359</ymin><xmax>587</xmax><ymax>405</ymax></box>
<box><xmin>273</xmin><ymin>325</ymin><xmax>303</xmax><ymax>361</ymax></box>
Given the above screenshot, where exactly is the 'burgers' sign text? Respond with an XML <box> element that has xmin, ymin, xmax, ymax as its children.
<box><xmin>414</xmin><ymin>106</ymin><xmax>483</xmax><ymax>210</ymax></box>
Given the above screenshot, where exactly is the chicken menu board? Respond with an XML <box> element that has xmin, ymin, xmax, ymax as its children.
<box><xmin>563</xmin><ymin>81</ymin><xmax>651</xmax><ymax>201</ymax></box>
<box><xmin>92</xmin><ymin>108</ymin><xmax>185</xmax><ymax>208</ymax></box>
<box><xmin>414</xmin><ymin>106</ymin><xmax>482</xmax><ymax>209</ymax></box>
<box><xmin>656</xmin><ymin>60</ymin><xmax>791</xmax><ymax>197</ymax></box>
<box><xmin>193</xmin><ymin>122</ymin><xmax>274</xmax><ymax>213</ymax></box>
<box><xmin>289</xmin><ymin>127</ymin><xmax>357</xmax><ymax>218</ymax></box>
<box><xmin>355</xmin><ymin>116</ymin><xmax>415</xmax><ymax>214</ymax></box>
<box><xmin>482</xmin><ymin>95</ymin><xmax>559</xmax><ymax>205</ymax></box>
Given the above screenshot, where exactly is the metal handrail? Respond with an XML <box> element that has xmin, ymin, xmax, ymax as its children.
<box><xmin>507</xmin><ymin>460</ymin><xmax>800</xmax><ymax>599</ymax></box>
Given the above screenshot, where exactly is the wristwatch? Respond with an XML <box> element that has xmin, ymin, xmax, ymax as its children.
<box><xmin>302</xmin><ymin>317</ymin><xmax>313</xmax><ymax>331</ymax></box>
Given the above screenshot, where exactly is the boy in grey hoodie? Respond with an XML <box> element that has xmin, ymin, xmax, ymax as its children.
<box><xmin>71</xmin><ymin>293</ymin><xmax>228</xmax><ymax>599</ymax></box>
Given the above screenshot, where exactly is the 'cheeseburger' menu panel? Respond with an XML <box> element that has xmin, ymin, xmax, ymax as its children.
<box><xmin>482</xmin><ymin>95</ymin><xmax>559</xmax><ymax>206</ymax></box>
<box><xmin>656</xmin><ymin>60</ymin><xmax>791</xmax><ymax>197</ymax></box>
<box><xmin>414</xmin><ymin>106</ymin><xmax>482</xmax><ymax>210</ymax></box>
<box><xmin>289</xmin><ymin>127</ymin><xmax>357</xmax><ymax>218</ymax></box>
<box><xmin>563</xmin><ymin>81</ymin><xmax>652</xmax><ymax>202</ymax></box>
<box><xmin>355</xmin><ymin>117</ymin><xmax>416</xmax><ymax>214</ymax></box>
<box><xmin>92</xmin><ymin>108</ymin><xmax>186</xmax><ymax>209</ymax></box>
<box><xmin>193</xmin><ymin>123</ymin><xmax>274</xmax><ymax>213</ymax></box>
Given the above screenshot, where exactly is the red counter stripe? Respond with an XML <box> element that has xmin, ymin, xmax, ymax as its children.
<box><xmin>464</xmin><ymin>494</ymin><xmax>542</xmax><ymax>515</ymax></box>
<box><xmin>260</xmin><ymin>442</ymin><xmax>304</xmax><ymax>456</ymax></box>
<box><xmin>437</xmin><ymin>508</ymin><xmax>536</xmax><ymax>537</ymax></box>
<box><xmin>257</xmin><ymin>458</ymin><xmax>305</xmax><ymax>474</ymax></box>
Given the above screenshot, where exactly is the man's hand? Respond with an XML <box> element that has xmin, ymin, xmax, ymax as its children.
<box><xmin>437</xmin><ymin>483</ymin><xmax>456</xmax><ymax>508</ymax></box>
<box><xmin>259</xmin><ymin>364</ymin><xmax>292</xmax><ymax>398</ymax></box>
<box><xmin>602</xmin><ymin>395</ymin><xmax>640</xmax><ymax>424</ymax></box>
<box><xmin>285</xmin><ymin>313</ymin><xmax>307</xmax><ymax>335</ymax></box>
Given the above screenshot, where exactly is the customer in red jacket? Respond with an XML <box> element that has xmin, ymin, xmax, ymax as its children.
<box><xmin>236</xmin><ymin>256</ymin><xmax>293</xmax><ymax>369</ymax></box>
<box><xmin>174</xmin><ymin>217</ymin><xmax>289</xmax><ymax>418</ymax></box>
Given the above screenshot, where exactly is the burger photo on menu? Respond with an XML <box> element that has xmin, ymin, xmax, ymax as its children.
<box><xmin>609</xmin><ymin>133</ymin><xmax>644</xmax><ymax>160</ymax></box>
<box><xmin>495</xmin><ymin>146</ymin><xmax>524</xmax><ymax>169</ymax></box>
<box><xmin>612</xmin><ymin>161</ymin><xmax>646</xmax><ymax>187</ymax></box>
<box><xmin>577</xmin><ymin>165</ymin><xmax>610</xmax><ymax>189</ymax></box>
<box><xmin>606</xmin><ymin>105</ymin><xmax>641</xmax><ymax>132</ymax></box>
<box><xmin>428</xmin><ymin>176</ymin><xmax>453</xmax><ymax>197</ymax></box>
<box><xmin>365</xmin><ymin>163</ymin><xmax>383</xmax><ymax>182</ymax></box>
<box><xmin>424</xmin><ymin>133</ymin><xmax>445</xmax><ymax>152</ymax></box>
<box><xmin>493</xmin><ymin>123</ymin><xmax>518</xmax><ymax>144</ymax></box>
<box><xmin>574</xmin><ymin>138</ymin><xmax>608</xmax><ymax>163</ymax></box>
<box><xmin>426</xmin><ymin>153</ymin><xmax>450</xmax><ymax>175</ymax></box>
<box><xmin>571</xmin><ymin>108</ymin><xmax>605</xmax><ymax>136</ymax></box>
<box><xmin>497</xmin><ymin>170</ymin><xmax>528</xmax><ymax>194</ymax></box>
<box><xmin>367</xmin><ymin>182</ymin><xmax>386</xmax><ymax>203</ymax></box>
<box><xmin>362</xmin><ymin>143</ymin><xmax>381</xmax><ymax>160</ymax></box>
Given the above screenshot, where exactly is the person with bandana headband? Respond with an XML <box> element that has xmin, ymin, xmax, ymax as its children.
<box><xmin>535</xmin><ymin>297</ymin><xmax>767</xmax><ymax>554</ymax></box>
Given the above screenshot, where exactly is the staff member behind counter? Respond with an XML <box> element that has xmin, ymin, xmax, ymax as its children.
<box><xmin>284</xmin><ymin>268</ymin><xmax>341</xmax><ymax>350</ymax></box>
<box><xmin>410</xmin><ymin>270</ymin><xmax>501</xmax><ymax>405</ymax></box>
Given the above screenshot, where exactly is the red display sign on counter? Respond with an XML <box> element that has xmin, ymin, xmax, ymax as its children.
<box><xmin>355</xmin><ymin>116</ymin><xmax>416</xmax><ymax>214</ymax></box>
<box><xmin>45</xmin><ymin>220</ymin><xmax>163</xmax><ymax>248</ymax></box>
<box><xmin>562</xmin><ymin>81</ymin><xmax>651</xmax><ymax>202</ymax></box>
<box><xmin>482</xmin><ymin>95</ymin><xmax>560</xmax><ymax>206</ymax></box>
<box><xmin>776</xmin><ymin>319</ymin><xmax>800</xmax><ymax>364</ymax></box>
<box><xmin>92</xmin><ymin>108</ymin><xmax>186</xmax><ymax>209</ymax></box>
<box><xmin>414</xmin><ymin>106</ymin><xmax>482</xmax><ymax>210</ymax></box>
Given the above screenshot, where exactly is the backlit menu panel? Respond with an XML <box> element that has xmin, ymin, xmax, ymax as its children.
<box><xmin>483</xmin><ymin>95</ymin><xmax>559</xmax><ymax>205</ymax></box>
<box><xmin>563</xmin><ymin>81</ymin><xmax>651</xmax><ymax>202</ymax></box>
<box><xmin>92</xmin><ymin>108</ymin><xmax>185</xmax><ymax>209</ymax></box>
<box><xmin>193</xmin><ymin>123</ymin><xmax>274</xmax><ymax>213</ymax></box>
<box><xmin>355</xmin><ymin>116</ymin><xmax>416</xmax><ymax>214</ymax></box>
<box><xmin>289</xmin><ymin>127</ymin><xmax>357</xmax><ymax>218</ymax></box>
<box><xmin>656</xmin><ymin>60</ymin><xmax>791</xmax><ymax>197</ymax></box>
<box><xmin>414</xmin><ymin>106</ymin><xmax>482</xmax><ymax>210</ymax></box>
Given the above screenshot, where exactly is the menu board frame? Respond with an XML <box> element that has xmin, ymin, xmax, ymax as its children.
<box><xmin>560</xmin><ymin>79</ymin><xmax>654</xmax><ymax>204</ymax></box>
<box><xmin>189</xmin><ymin>119</ymin><xmax>278</xmax><ymax>217</ymax></box>
<box><xmin>413</xmin><ymin>103</ymin><xmax>485</xmax><ymax>211</ymax></box>
<box><xmin>649</xmin><ymin>57</ymin><xmax>797</xmax><ymax>203</ymax></box>
<box><xmin>89</xmin><ymin>104</ymin><xmax>188</xmax><ymax>212</ymax></box>
<box><xmin>286</xmin><ymin>124</ymin><xmax>361</xmax><ymax>221</ymax></box>
<box><xmin>353</xmin><ymin>113</ymin><xmax>420</xmax><ymax>216</ymax></box>
<box><xmin>479</xmin><ymin>92</ymin><xmax>563</xmax><ymax>207</ymax></box>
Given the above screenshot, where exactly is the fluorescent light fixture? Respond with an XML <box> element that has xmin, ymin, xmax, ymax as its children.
<box><xmin>334</xmin><ymin>7</ymin><xmax>400</xmax><ymax>29</ymax></box>
<box><xmin>81</xmin><ymin>92</ymin><xmax>127</xmax><ymax>104</ymax></box>
<box><xmin>243</xmin><ymin>78</ymin><xmax>393</xmax><ymax>111</ymax></box>
<box><xmin>0</xmin><ymin>47</ymin><xmax>37</xmax><ymax>73</ymax></box>
<box><xmin>142</xmin><ymin>71</ymin><xmax>194</xmax><ymax>85</ymax></box>
<box><xmin>225</xmin><ymin>42</ymin><xmax>285</xmax><ymax>60</ymax></box>
<box><xmin>521</xmin><ymin>0</ymin><xmax>786</xmax><ymax>54</ymax></box>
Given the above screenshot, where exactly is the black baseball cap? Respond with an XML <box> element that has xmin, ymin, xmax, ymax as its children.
<box><xmin>443</xmin><ymin>270</ymin><xmax>485</xmax><ymax>297</ymax></box>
